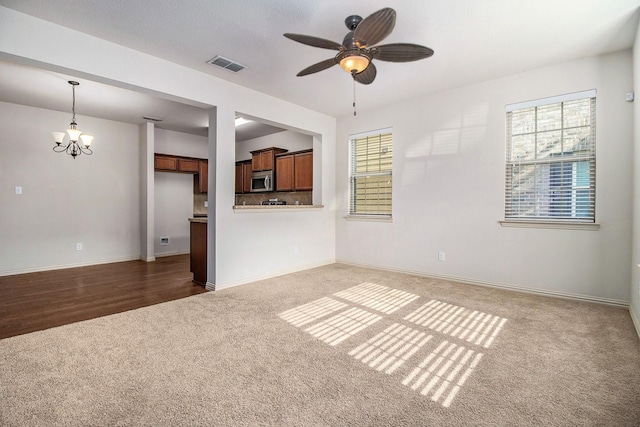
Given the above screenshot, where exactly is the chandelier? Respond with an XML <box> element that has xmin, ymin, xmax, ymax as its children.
<box><xmin>51</xmin><ymin>81</ymin><xmax>94</xmax><ymax>159</ymax></box>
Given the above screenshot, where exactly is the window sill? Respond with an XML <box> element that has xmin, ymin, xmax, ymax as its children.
<box><xmin>344</xmin><ymin>215</ymin><xmax>393</xmax><ymax>223</ymax></box>
<box><xmin>499</xmin><ymin>220</ymin><xmax>600</xmax><ymax>231</ymax></box>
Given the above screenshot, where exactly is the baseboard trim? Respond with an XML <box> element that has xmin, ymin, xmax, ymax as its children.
<box><xmin>0</xmin><ymin>255</ymin><xmax>142</xmax><ymax>277</ymax></box>
<box><xmin>336</xmin><ymin>260</ymin><xmax>629</xmax><ymax>308</ymax></box>
<box><xmin>214</xmin><ymin>258</ymin><xmax>336</xmax><ymax>291</ymax></box>
<box><xmin>205</xmin><ymin>281</ymin><xmax>216</xmax><ymax>291</ymax></box>
<box><xmin>155</xmin><ymin>251</ymin><xmax>189</xmax><ymax>258</ymax></box>
<box><xmin>630</xmin><ymin>306</ymin><xmax>640</xmax><ymax>340</ymax></box>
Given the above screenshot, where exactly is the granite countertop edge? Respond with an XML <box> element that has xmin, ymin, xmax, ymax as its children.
<box><xmin>232</xmin><ymin>204</ymin><xmax>324</xmax><ymax>210</ymax></box>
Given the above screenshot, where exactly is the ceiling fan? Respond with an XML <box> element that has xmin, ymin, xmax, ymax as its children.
<box><xmin>283</xmin><ymin>7</ymin><xmax>434</xmax><ymax>85</ymax></box>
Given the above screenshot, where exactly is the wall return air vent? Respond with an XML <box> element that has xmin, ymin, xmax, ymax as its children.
<box><xmin>206</xmin><ymin>55</ymin><xmax>246</xmax><ymax>73</ymax></box>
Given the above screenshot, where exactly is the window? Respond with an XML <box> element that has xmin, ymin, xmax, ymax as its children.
<box><xmin>349</xmin><ymin>129</ymin><xmax>393</xmax><ymax>217</ymax></box>
<box><xmin>505</xmin><ymin>90</ymin><xmax>596</xmax><ymax>223</ymax></box>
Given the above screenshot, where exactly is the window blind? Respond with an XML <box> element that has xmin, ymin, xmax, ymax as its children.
<box><xmin>349</xmin><ymin>130</ymin><xmax>393</xmax><ymax>216</ymax></box>
<box><xmin>505</xmin><ymin>93</ymin><xmax>596</xmax><ymax>222</ymax></box>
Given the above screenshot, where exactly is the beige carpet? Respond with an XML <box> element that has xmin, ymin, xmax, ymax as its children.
<box><xmin>1</xmin><ymin>263</ymin><xmax>639</xmax><ymax>426</ymax></box>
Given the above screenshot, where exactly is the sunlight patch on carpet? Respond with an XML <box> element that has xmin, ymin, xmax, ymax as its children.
<box><xmin>304</xmin><ymin>307</ymin><xmax>382</xmax><ymax>346</ymax></box>
<box><xmin>402</xmin><ymin>340</ymin><xmax>484</xmax><ymax>408</ymax></box>
<box><xmin>278</xmin><ymin>297</ymin><xmax>348</xmax><ymax>327</ymax></box>
<box><xmin>349</xmin><ymin>323</ymin><xmax>432</xmax><ymax>374</ymax></box>
<box><xmin>333</xmin><ymin>282</ymin><xmax>419</xmax><ymax>314</ymax></box>
<box><xmin>278</xmin><ymin>283</ymin><xmax>506</xmax><ymax>409</ymax></box>
<box><xmin>404</xmin><ymin>300</ymin><xmax>507</xmax><ymax>348</ymax></box>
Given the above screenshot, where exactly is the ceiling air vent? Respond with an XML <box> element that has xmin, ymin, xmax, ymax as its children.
<box><xmin>206</xmin><ymin>55</ymin><xmax>246</xmax><ymax>73</ymax></box>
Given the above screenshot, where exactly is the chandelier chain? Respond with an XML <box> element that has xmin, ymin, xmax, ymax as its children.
<box><xmin>71</xmin><ymin>84</ymin><xmax>76</xmax><ymax>123</ymax></box>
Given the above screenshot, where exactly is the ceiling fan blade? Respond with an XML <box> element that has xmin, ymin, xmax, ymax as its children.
<box><xmin>297</xmin><ymin>58</ymin><xmax>338</xmax><ymax>76</ymax></box>
<box><xmin>283</xmin><ymin>33</ymin><xmax>343</xmax><ymax>50</ymax></box>
<box><xmin>353</xmin><ymin>62</ymin><xmax>377</xmax><ymax>85</ymax></box>
<box><xmin>353</xmin><ymin>7</ymin><xmax>396</xmax><ymax>48</ymax></box>
<box><xmin>372</xmin><ymin>43</ymin><xmax>435</xmax><ymax>62</ymax></box>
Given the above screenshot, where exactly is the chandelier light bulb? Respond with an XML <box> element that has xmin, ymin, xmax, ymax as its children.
<box><xmin>66</xmin><ymin>126</ymin><xmax>82</xmax><ymax>142</ymax></box>
<box><xmin>80</xmin><ymin>134</ymin><xmax>94</xmax><ymax>148</ymax></box>
<box><xmin>51</xmin><ymin>131</ymin><xmax>66</xmax><ymax>145</ymax></box>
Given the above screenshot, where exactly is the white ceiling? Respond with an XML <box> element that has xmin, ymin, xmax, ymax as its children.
<box><xmin>0</xmin><ymin>0</ymin><xmax>638</xmax><ymax>138</ymax></box>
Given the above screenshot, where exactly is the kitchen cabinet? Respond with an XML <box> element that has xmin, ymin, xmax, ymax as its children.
<box><xmin>242</xmin><ymin>161</ymin><xmax>252</xmax><ymax>193</ymax></box>
<box><xmin>179</xmin><ymin>158</ymin><xmax>200</xmax><ymax>173</ymax></box>
<box><xmin>234</xmin><ymin>160</ymin><xmax>252</xmax><ymax>193</ymax></box>
<box><xmin>251</xmin><ymin>147</ymin><xmax>287</xmax><ymax>171</ymax></box>
<box><xmin>198</xmin><ymin>160</ymin><xmax>208</xmax><ymax>193</ymax></box>
<box><xmin>155</xmin><ymin>154</ymin><xmax>201</xmax><ymax>172</ymax></box>
<box><xmin>155</xmin><ymin>155</ymin><xmax>178</xmax><ymax>171</ymax></box>
<box><xmin>190</xmin><ymin>219</ymin><xmax>207</xmax><ymax>286</ymax></box>
<box><xmin>294</xmin><ymin>151</ymin><xmax>313</xmax><ymax>191</ymax></box>
<box><xmin>235</xmin><ymin>162</ymin><xmax>243</xmax><ymax>193</ymax></box>
<box><xmin>155</xmin><ymin>153</ymin><xmax>208</xmax><ymax>193</ymax></box>
<box><xmin>275</xmin><ymin>149</ymin><xmax>313</xmax><ymax>192</ymax></box>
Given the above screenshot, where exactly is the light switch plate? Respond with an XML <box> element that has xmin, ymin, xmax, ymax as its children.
<box><xmin>15</xmin><ymin>186</ymin><xmax>22</xmax><ymax>195</ymax></box>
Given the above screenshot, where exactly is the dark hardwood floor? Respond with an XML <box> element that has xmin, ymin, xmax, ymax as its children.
<box><xmin>0</xmin><ymin>255</ymin><xmax>207</xmax><ymax>340</ymax></box>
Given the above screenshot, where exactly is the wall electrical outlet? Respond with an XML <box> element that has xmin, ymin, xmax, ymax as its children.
<box><xmin>15</xmin><ymin>186</ymin><xmax>22</xmax><ymax>195</ymax></box>
<box><xmin>204</xmin><ymin>201</ymin><xmax>208</xmax><ymax>207</ymax></box>
<box><xmin>438</xmin><ymin>251</ymin><xmax>445</xmax><ymax>261</ymax></box>
<box><xmin>76</xmin><ymin>243</ymin><xmax>83</xmax><ymax>251</ymax></box>
<box><xmin>160</xmin><ymin>237</ymin><xmax>170</xmax><ymax>246</ymax></box>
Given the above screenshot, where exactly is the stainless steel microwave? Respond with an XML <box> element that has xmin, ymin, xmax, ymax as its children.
<box><xmin>250</xmin><ymin>170</ymin><xmax>273</xmax><ymax>192</ymax></box>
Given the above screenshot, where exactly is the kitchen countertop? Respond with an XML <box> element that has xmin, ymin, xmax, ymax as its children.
<box><xmin>233</xmin><ymin>204</ymin><xmax>323</xmax><ymax>211</ymax></box>
<box><xmin>189</xmin><ymin>217</ymin><xmax>208</xmax><ymax>223</ymax></box>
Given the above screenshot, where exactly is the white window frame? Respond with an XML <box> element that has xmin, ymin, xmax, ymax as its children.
<box><xmin>501</xmin><ymin>90</ymin><xmax>599</xmax><ymax>230</ymax></box>
<box><xmin>347</xmin><ymin>128</ymin><xmax>393</xmax><ymax>220</ymax></box>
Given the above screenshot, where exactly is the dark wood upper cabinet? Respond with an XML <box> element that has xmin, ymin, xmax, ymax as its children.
<box><xmin>242</xmin><ymin>161</ymin><xmax>252</xmax><ymax>193</ymax></box>
<box><xmin>294</xmin><ymin>151</ymin><xmax>313</xmax><ymax>191</ymax></box>
<box><xmin>198</xmin><ymin>160</ymin><xmax>208</xmax><ymax>193</ymax></box>
<box><xmin>235</xmin><ymin>163</ymin><xmax>243</xmax><ymax>194</ymax></box>
<box><xmin>154</xmin><ymin>155</ymin><xmax>177</xmax><ymax>171</ymax></box>
<box><xmin>235</xmin><ymin>160</ymin><xmax>253</xmax><ymax>194</ymax></box>
<box><xmin>275</xmin><ymin>149</ymin><xmax>313</xmax><ymax>192</ymax></box>
<box><xmin>251</xmin><ymin>147</ymin><xmax>287</xmax><ymax>171</ymax></box>
<box><xmin>154</xmin><ymin>153</ymin><xmax>207</xmax><ymax>193</ymax></box>
<box><xmin>178</xmin><ymin>158</ymin><xmax>200</xmax><ymax>173</ymax></box>
<box><xmin>275</xmin><ymin>155</ymin><xmax>294</xmax><ymax>192</ymax></box>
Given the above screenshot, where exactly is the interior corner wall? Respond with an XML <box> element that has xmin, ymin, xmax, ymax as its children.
<box><xmin>0</xmin><ymin>101</ymin><xmax>141</xmax><ymax>275</ymax></box>
<box><xmin>336</xmin><ymin>50</ymin><xmax>634</xmax><ymax>304</ymax></box>
<box><xmin>631</xmin><ymin>24</ymin><xmax>640</xmax><ymax>333</ymax></box>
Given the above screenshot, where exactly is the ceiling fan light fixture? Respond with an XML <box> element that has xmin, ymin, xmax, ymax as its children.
<box><xmin>339</xmin><ymin>51</ymin><xmax>370</xmax><ymax>74</ymax></box>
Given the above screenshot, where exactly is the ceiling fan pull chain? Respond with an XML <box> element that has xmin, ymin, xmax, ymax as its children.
<box><xmin>352</xmin><ymin>71</ymin><xmax>357</xmax><ymax>116</ymax></box>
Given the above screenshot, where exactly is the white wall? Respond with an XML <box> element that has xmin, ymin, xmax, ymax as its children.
<box><xmin>0</xmin><ymin>101</ymin><xmax>140</xmax><ymax>275</ymax></box>
<box><xmin>153</xmin><ymin>172</ymin><xmax>193</xmax><ymax>256</ymax></box>
<box><xmin>0</xmin><ymin>6</ymin><xmax>336</xmax><ymax>287</ymax></box>
<box><xmin>236</xmin><ymin>130</ymin><xmax>313</xmax><ymax>161</ymax></box>
<box><xmin>631</xmin><ymin>23</ymin><xmax>640</xmax><ymax>333</ymax></box>
<box><xmin>336</xmin><ymin>50</ymin><xmax>634</xmax><ymax>304</ymax></box>
<box><xmin>155</xmin><ymin>128</ymin><xmax>209</xmax><ymax>158</ymax></box>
